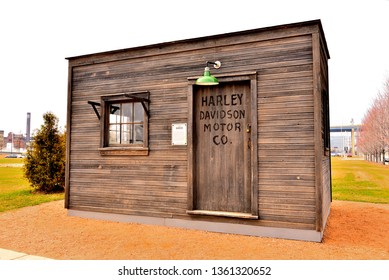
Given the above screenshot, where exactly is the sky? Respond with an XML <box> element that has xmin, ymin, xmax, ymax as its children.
<box><xmin>1</xmin><ymin>0</ymin><xmax>389</xmax><ymax>135</ymax></box>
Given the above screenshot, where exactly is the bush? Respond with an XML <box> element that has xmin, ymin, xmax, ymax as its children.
<box><xmin>24</xmin><ymin>112</ymin><xmax>66</xmax><ymax>193</ymax></box>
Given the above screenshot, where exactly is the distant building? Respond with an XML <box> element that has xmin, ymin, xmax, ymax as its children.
<box><xmin>1</xmin><ymin>113</ymin><xmax>32</xmax><ymax>152</ymax></box>
<box><xmin>0</xmin><ymin>130</ymin><xmax>4</xmax><ymax>150</ymax></box>
<box><xmin>2</xmin><ymin>132</ymin><xmax>27</xmax><ymax>152</ymax></box>
<box><xmin>11</xmin><ymin>133</ymin><xmax>26</xmax><ymax>150</ymax></box>
<box><xmin>330</xmin><ymin>125</ymin><xmax>360</xmax><ymax>155</ymax></box>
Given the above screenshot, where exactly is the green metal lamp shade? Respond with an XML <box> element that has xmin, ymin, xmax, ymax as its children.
<box><xmin>195</xmin><ymin>67</ymin><xmax>219</xmax><ymax>85</ymax></box>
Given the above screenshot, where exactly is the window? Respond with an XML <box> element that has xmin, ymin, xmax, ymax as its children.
<box><xmin>99</xmin><ymin>92</ymin><xmax>149</xmax><ymax>155</ymax></box>
<box><xmin>108</xmin><ymin>102</ymin><xmax>144</xmax><ymax>145</ymax></box>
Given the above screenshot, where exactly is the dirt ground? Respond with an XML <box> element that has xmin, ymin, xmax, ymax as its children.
<box><xmin>0</xmin><ymin>200</ymin><xmax>388</xmax><ymax>260</ymax></box>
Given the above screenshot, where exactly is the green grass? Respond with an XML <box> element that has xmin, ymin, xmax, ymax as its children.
<box><xmin>0</xmin><ymin>157</ymin><xmax>25</xmax><ymax>165</ymax></box>
<box><xmin>1</xmin><ymin>156</ymin><xmax>388</xmax><ymax>213</ymax></box>
<box><xmin>0</xmin><ymin>158</ymin><xmax>64</xmax><ymax>212</ymax></box>
<box><xmin>331</xmin><ymin>157</ymin><xmax>389</xmax><ymax>204</ymax></box>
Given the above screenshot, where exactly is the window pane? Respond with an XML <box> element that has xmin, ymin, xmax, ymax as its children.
<box><xmin>121</xmin><ymin>124</ymin><xmax>132</xmax><ymax>144</ymax></box>
<box><xmin>134</xmin><ymin>103</ymin><xmax>144</xmax><ymax>122</ymax></box>
<box><xmin>134</xmin><ymin>124</ymin><xmax>144</xmax><ymax>144</ymax></box>
<box><xmin>109</xmin><ymin>104</ymin><xmax>121</xmax><ymax>124</ymax></box>
<box><xmin>106</xmin><ymin>100</ymin><xmax>146</xmax><ymax>147</ymax></box>
<box><xmin>122</xmin><ymin>103</ymin><xmax>132</xmax><ymax>124</ymax></box>
<box><xmin>109</xmin><ymin>124</ymin><xmax>120</xmax><ymax>144</ymax></box>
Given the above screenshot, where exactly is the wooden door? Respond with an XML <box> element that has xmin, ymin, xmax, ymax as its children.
<box><xmin>192</xmin><ymin>81</ymin><xmax>252</xmax><ymax>215</ymax></box>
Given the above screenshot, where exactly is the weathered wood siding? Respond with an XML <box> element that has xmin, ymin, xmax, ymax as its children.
<box><xmin>322</xmin><ymin>157</ymin><xmax>331</xmax><ymax>224</ymax></box>
<box><xmin>66</xmin><ymin>20</ymin><xmax>330</xmax><ymax>231</ymax></box>
<box><xmin>320</xmin><ymin>33</ymin><xmax>332</xmax><ymax>228</ymax></box>
<box><xmin>257</xmin><ymin>38</ymin><xmax>315</xmax><ymax>228</ymax></box>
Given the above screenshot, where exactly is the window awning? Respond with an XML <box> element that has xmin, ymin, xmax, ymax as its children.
<box><xmin>88</xmin><ymin>91</ymin><xmax>150</xmax><ymax>120</ymax></box>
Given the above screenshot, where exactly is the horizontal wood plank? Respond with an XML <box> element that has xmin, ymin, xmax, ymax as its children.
<box><xmin>66</xmin><ymin>21</ymin><xmax>329</xmax><ymax>232</ymax></box>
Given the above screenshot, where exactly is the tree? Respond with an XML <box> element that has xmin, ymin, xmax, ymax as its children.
<box><xmin>24</xmin><ymin>112</ymin><xmax>66</xmax><ymax>193</ymax></box>
<box><xmin>359</xmin><ymin>76</ymin><xmax>389</xmax><ymax>164</ymax></box>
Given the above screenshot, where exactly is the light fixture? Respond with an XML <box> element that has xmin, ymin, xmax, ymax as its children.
<box><xmin>195</xmin><ymin>61</ymin><xmax>221</xmax><ymax>86</ymax></box>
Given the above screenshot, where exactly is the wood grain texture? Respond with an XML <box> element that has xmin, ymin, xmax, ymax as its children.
<box><xmin>66</xmin><ymin>20</ymin><xmax>330</xmax><ymax>232</ymax></box>
<box><xmin>192</xmin><ymin>81</ymin><xmax>252</xmax><ymax>214</ymax></box>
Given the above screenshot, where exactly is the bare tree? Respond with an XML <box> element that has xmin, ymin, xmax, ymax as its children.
<box><xmin>360</xmin><ymin>76</ymin><xmax>389</xmax><ymax>164</ymax></box>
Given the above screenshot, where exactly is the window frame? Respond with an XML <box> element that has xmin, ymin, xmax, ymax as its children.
<box><xmin>99</xmin><ymin>93</ymin><xmax>149</xmax><ymax>156</ymax></box>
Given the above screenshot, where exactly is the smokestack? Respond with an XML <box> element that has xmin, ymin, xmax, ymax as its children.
<box><xmin>26</xmin><ymin>112</ymin><xmax>31</xmax><ymax>142</ymax></box>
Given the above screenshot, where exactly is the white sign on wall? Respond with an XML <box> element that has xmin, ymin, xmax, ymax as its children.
<box><xmin>171</xmin><ymin>123</ymin><xmax>187</xmax><ymax>145</ymax></box>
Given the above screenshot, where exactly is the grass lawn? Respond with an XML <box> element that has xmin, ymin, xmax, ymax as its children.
<box><xmin>0</xmin><ymin>157</ymin><xmax>64</xmax><ymax>212</ymax></box>
<box><xmin>331</xmin><ymin>157</ymin><xmax>389</xmax><ymax>204</ymax></box>
<box><xmin>1</xmin><ymin>155</ymin><xmax>388</xmax><ymax>213</ymax></box>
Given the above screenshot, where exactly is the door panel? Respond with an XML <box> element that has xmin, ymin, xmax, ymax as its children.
<box><xmin>193</xmin><ymin>81</ymin><xmax>251</xmax><ymax>214</ymax></box>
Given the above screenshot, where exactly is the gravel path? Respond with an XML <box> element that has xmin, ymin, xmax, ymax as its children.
<box><xmin>0</xmin><ymin>200</ymin><xmax>388</xmax><ymax>260</ymax></box>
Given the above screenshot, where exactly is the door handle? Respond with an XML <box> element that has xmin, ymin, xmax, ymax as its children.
<box><xmin>247</xmin><ymin>124</ymin><xmax>251</xmax><ymax>149</ymax></box>
<box><xmin>246</xmin><ymin>123</ymin><xmax>251</xmax><ymax>133</ymax></box>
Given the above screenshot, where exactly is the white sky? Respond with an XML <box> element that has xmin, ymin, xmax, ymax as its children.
<box><xmin>1</xmin><ymin>0</ymin><xmax>388</xmax><ymax>135</ymax></box>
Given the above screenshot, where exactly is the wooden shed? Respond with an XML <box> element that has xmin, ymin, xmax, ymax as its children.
<box><xmin>65</xmin><ymin>19</ymin><xmax>331</xmax><ymax>242</ymax></box>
